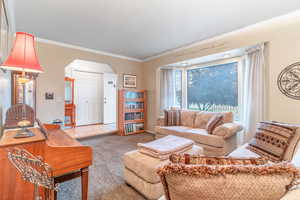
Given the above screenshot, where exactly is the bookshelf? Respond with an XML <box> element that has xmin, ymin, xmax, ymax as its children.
<box><xmin>118</xmin><ymin>89</ymin><xmax>147</xmax><ymax>136</ymax></box>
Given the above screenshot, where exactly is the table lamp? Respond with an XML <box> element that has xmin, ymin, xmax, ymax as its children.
<box><xmin>0</xmin><ymin>32</ymin><xmax>43</xmax><ymax>138</ymax></box>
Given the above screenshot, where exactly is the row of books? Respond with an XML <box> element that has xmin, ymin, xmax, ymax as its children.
<box><xmin>125</xmin><ymin>123</ymin><xmax>144</xmax><ymax>134</ymax></box>
<box><xmin>125</xmin><ymin>92</ymin><xmax>144</xmax><ymax>99</ymax></box>
<box><xmin>125</xmin><ymin>102</ymin><xmax>144</xmax><ymax>109</ymax></box>
<box><xmin>125</xmin><ymin>112</ymin><xmax>144</xmax><ymax>120</ymax></box>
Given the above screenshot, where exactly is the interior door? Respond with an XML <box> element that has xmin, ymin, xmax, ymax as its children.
<box><xmin>103</xmin><ymin>73</ymin><xmax>117</xmax><ymax>124</ymax></box>
<box><xmin>74</xmin><ymin>71</ymin><xmax>103</xmax><ymax>126</ymax></box>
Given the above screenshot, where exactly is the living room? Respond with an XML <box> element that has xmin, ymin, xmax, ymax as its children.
<box><xmin>1</xmin><ymin>1</ymin><xmax>300</xmax><ymax>200</ymax></box>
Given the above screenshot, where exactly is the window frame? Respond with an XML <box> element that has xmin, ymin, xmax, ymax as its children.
<box><xmin>181</xmin><ymin>57</ymin><xmax>244</xmax><ymax>122</ymax></box>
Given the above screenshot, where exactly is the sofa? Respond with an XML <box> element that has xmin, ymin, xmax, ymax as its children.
<box><xmin>158</xmin><ymin>145</ymin><xmax>300</xmax><ymax>200</ymax></box>
<box><xmin>157</xmin><ymin>122</ymin><xmax>300</xmax><ymax>200</ymax></box>
<box><xmin>155</xmin><ymin>110</ymin><xmax>242</xmax><ymax>156</ymax></box>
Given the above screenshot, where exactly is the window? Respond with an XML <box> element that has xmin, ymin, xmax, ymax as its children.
<box><xmin>160</xmin><ymin>60</ymin><xmax>242</xmax><ymax>121</ymax></box>
<box><xmin>174</xmin><ymin>70</ymin><xmax>182</xmax><ymax>107</ymax></box>
<box><xmin>187</xmin><ymin>62</ymin><xmax>239</xmax><ymax>119</ymax></box>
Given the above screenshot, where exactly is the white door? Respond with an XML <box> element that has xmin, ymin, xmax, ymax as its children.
<box><xmin>74</xmin><ymin>71</ymin><xmax>103</xmax><ymax>126</ymax></box>
<box><xmin>103</xmin><ymin>73</ymin><xmax>117</xmax><ymax>124</ymax></box>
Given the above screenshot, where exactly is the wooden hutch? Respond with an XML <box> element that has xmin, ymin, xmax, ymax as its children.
<box><xmin>118</xmin><ymin>89</ymin><xmax>147</xmax><ymax>136</ymax></box>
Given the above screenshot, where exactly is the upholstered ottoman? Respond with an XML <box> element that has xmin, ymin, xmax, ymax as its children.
<box><xmin>123</xmin><ymin>145</ymin><xmax>202</xmax><ymax>200</ymax></box>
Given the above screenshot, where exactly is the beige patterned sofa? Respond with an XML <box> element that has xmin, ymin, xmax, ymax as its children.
<box><xmin>155</xmin><ymin>110</ymin><xmax>242</xmax><ymax>156</ymax></box>
<box><xmin>159</xmin><ymin>141</ymin><xmax>300</xmax><ymax>200</ymax></box>
<box><xmin>157</xmin><ymin>122</ymin><xmax>300</xmax><ymax>200</ymax></box>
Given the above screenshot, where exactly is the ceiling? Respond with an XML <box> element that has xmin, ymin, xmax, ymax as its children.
<box><xmin>13</xmin><ymin>0</ymin><xmax>300</xmax><ymax>61</ymax></box>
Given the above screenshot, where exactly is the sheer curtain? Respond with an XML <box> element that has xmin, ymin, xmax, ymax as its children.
<box><xmin>160</xmin><ymin>69</ymin><xmax>176</xmax><ymax>113</ymax></box>
<box><xmin>241</xmin><ymin>44</ymin><xmax>266</xmax><ymax>143</ymax></box>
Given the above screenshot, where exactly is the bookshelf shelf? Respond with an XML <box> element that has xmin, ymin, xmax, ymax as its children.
<box><xmin>118</xmin><ymin>89</ymin><xmax>147</xmax><ymax>136</ymax></box>
<box><xmin>124</xmin><ymin>109</ymin><xmax>144</xmax><ymax>113</ymax></box>
<box><xmin>125</xmin><ymin>119</ymin><xmax>145</xmax><ymax>124</ymax></box>
<box><xmin>125</xmin><ymin>98</ymin><xmax>144</xmax><ymax>102</ymax></box>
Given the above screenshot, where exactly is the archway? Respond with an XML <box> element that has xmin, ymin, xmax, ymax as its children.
<box><xmin>64</xmin><ymin>59</ymin><xmax>118</xmax><ymax>130</ymax></box>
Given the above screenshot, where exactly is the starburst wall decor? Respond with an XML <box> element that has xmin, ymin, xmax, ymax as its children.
<box><xmin>278</xmin><ymin>62</ymin><xmax>300</xmax><ymax>100</ymax></box>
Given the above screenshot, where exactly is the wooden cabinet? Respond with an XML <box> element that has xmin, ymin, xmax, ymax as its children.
<box><xmin>64</xmin><ymin>77</ymin><xmax>76</xmax><ymax>127</ymax></box>
<box><xmin>118</xmin><ymin>89</ymin><xmax>147</xmax><ymax>136</ymax></box>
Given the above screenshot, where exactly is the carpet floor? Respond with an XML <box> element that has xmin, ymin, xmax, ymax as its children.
<box><xmin>58</xmin><ymin>133</ymin><xmax>155</xmax><ymax>200</ymax></box>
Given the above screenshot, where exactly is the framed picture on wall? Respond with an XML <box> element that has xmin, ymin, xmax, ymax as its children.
<box><xmin>123</xmin><ymin>74</ymin><xmax>137</xmax><ymax>88</ymax></box>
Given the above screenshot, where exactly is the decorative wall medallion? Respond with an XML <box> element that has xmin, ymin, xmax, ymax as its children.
<box><xmin>277</xmin><ymin>62</ymin><xmax>300</xmax><ymax>100</ymax></box>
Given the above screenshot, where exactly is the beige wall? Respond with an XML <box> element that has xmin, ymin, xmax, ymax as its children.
<box><xmin>36</xmin><ymin>42</ymin><xmax>143</xmax><ymax>123</ymax></box>
<box><xmin>143</xmin><ymin>14</ymin><xmax>300</xmax><ymax>132</ymax></box>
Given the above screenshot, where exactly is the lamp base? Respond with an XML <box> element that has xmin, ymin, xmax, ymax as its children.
<box><xmin>14</xmin><ymin>128</ymin><xmax>35</xmax><ymax>138</ymax></box>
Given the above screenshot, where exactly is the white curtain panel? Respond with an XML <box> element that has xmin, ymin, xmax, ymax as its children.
<box><xmin>160</xmin><ymin>69</ymin><xmax>176</xmax><ymax>113</ymax></box>
<box><xmin>242</xmin><ymin>44</ymin><xmax>266</xmax><ymax>143</ymax></box>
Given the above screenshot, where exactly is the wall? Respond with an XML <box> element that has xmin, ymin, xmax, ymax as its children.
<box><xmin>35</xmin><ymin>41</ymin><xmax>143</xmax><ymax>123</ymax></box>
<box><xmin>0</xmin><ymin>71</ymin><xmax>11</xmax><ymax>124</ymax></box>
<box><xmin>143</xmin><ymin>13</ymin><xmax>300</xmax><ymax>132</ymax></box>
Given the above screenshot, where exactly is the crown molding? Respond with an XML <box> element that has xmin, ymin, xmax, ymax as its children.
<box><xmin>35</xmin><ymin>37</ymin><xmax>143</xmax><ymax>62</ymax></box>
<box><xmin>143</xmin><ymin>9</ymin><xmax>300</xmax><ymax>62</ymax></box>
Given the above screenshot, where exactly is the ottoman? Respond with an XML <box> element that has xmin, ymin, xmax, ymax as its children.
<box><xmin>123</xmin><ymin>145</ymin><xmax>202</xmax><ymax>199</ymax></box>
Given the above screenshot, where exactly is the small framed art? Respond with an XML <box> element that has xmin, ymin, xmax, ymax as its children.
<box><xmin>123</xmin><ymin>74</ymin><xmax>137</xmax><ymax>88</ymax></box>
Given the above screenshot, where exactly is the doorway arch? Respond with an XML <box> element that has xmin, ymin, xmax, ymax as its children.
<box><xmin>64</xmin><ymin>59</ymin><xmax>117</xmax><ymax>127</ymax></box>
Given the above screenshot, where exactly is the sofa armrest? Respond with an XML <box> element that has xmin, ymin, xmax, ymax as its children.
<box><xmin>212</xmin><ymin>123</ymin><xmax>243</xmax><ymax>139</ymax></box>
<box><xmin>157</xmin><ymin>116</ymin><xmax>166</xmax><ymax>126</ymax></box>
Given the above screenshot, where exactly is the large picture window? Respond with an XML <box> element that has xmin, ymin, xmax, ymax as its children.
<box><xmin>187</xmin><ymin>62</ymin><xmax>239</xmax><ymax>119</ymax></box>
<box><xmin>160</xmin><ymin>60</ymin><xmax>242</xmax><ymax>121</ymax></box>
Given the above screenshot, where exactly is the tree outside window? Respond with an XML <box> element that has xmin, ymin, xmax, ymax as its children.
<box><xmin>187</xmin><ymin>62</ymin><xmax>239</xmax><ymax>119</ymax></box>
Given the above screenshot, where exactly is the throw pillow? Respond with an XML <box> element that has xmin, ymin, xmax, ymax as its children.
<box><xmin>247</xmin><ymin>121</ymin><xmax>297</xmax><ymax>162</ymax></box>
<box><xmin>169</xmin><ymin>154</ymin><xmax>268</xmax><ymax>165</ymax></box>
<box><xmin>164</xmin><ymin>110</ymin><xmax>181</xmax><ymax>126</ymax></box>
<box><xmin>206</xmin><ymin>114</ymin><xmax>224</xmax><ymax>134</ymax></box>
<box><xmin>157</xmin><ymin>162</ymin><xmax>300</xmax><ymax>200</ymax></box>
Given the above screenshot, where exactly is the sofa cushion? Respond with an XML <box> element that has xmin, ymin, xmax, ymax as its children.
<box><xmin>228</xmin><ymin>144</ymin><xmax>261</xmax><ymax>158</ymax></box>
<box><xmin>212</xmin><ymin>123</ymin><xmax>243</xmax><ymax>138</ymax></box>
<box><xmin>169</xmin><ymin>154</ymin><xmax>267</xmax><ymax>165</ymax></box>
<box><xmin>206</xmin><ymin>114</ymin><xmax>224</xmax><ymax>134</ymax></box>
<box><xmin>194</xmin><ymin>111</ymin><xmax>233</xmax><ymax>129</ymax></box>
<box><xmin>247</xmin><ymin>121</ymin><xmax>298</xmax><ymax>162</ymax></box>
<box><xmin>180</xmin><ymin>110</ymin><xmax>197</xmax><ymax>127</ymax></box>
<box><xmin>158</xmin><ymin>162</ymin><xmax>300</xmax><ymax>200</ymax></box>
<box><xmin>155</xmin><ymin>126</ymin><xmax>225</xmax><ymax>148</ymax></box>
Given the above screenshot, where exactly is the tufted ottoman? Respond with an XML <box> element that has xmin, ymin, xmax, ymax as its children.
<box><xmin>123</xmin><ymin>144</ymin><xmax>202</xmax><ymax>199</ymax></box>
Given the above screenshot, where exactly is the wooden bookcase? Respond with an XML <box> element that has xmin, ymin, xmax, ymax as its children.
<box><xmin>118</xmin><ymin>89</ymin><xmax>147</xmax><ymax>136</ymax></box>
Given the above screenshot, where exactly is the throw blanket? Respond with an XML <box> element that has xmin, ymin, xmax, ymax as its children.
<box><xmin>137</xmin><ymin>135</ymin><xmax>194</xmax><ymax>160</ymax></box>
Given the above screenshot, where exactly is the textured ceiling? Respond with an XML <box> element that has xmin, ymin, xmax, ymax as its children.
<box><xmin>14</xmin><ymin>0</ymin><xmax>300</xmax><ymax>60</ymax></box>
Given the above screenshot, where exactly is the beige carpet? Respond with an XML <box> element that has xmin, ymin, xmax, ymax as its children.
<box><xmin>58</xmin><ymin>133</ymin><xmax>155</xmax><ymax>200</ymax></box>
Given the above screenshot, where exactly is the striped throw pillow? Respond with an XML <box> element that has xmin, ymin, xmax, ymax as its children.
<box><xmin>206</xmin><ymin>114</ymin><xmax>224</xmax><ymax>134</ymax></box>
<box><xmin>247</xmin><ymin>121</ymin><xmax>297</xmax><ymax>162</ymax></box>
<box><xmin>164</xmin><ymin>110</ymin><xmax>181</xmax><ymax>126</ymax></box>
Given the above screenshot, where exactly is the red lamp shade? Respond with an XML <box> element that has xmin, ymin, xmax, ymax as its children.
<box><xmin>1</xmin><ymin>32</ymin><xmax>43</xmax><ymax>73</ymax></box>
